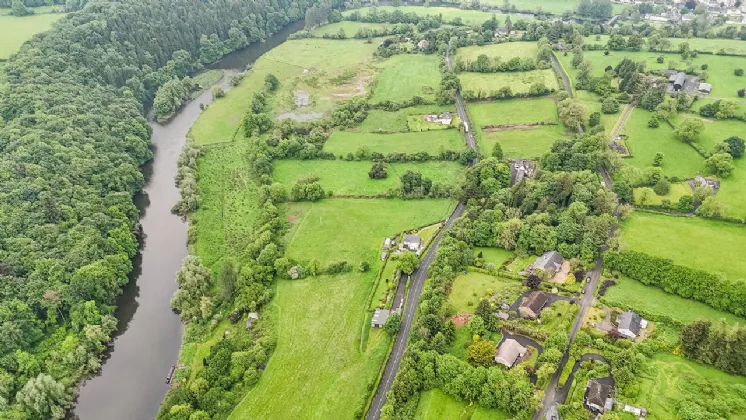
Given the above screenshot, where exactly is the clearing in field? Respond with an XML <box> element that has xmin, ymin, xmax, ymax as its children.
<box><xmin>323</xmin><ymin>130</ymin><xmax>465</xmax><ymax>155</ymax></box>
<box><xmin>358</xmin><ymin>105</ymin><xmax>459</xmax><ymax>132</ymax></box>
<box><xmin>228</xmin><ymin>272</ymin><xmax>390</xmax><ymax>420</ymax></box>
<box><xmin>602</xmin><ymin>274</ymin><xmax>745</xmax><ymax>326</ymax></box>
<box><xmin>467</xmin><ymin>97</ymin><xmax>559</xmax><ymax>128</ymax></box>
<box><xmin>449</xmin><ymin>272</ymin><xmax>524</xmax><ymax>314</ymax></box>
<box><xmin>621</xmin><ymin>108</ymin><xmax>704</xmax><ymax>179</ymax></box>
<box><xmin>370</xmin><ymin>54</ymin><xmax>441</xmax><ymax>103</ymax></box>
<box><xmin>481</xmin><ymin>124</ymin><xmax>567</xmax><ymax>160</ymax></box>
<box><xmin>414</xmin><ymin>389</ymin><xmax>510</xmax><ymax>420</ymax></box>
<box><xmin>0</xmin><ymin>13</ymin><xmax>64</xmax><ymax>59</ymax></box>
<box><xmin>456</xmin><ymin>42</ymin><xmax>538</xmax><ymax>61</ymax></box>
<box><xmin>459</xmin><ymin>69</ymin><xmax>559</xmax><ymax>95</ymax></box>
<box><xmin>283</xmin><ymin>198</ymin><xmax>455</xmax><ymax>264</ymax></box>
<box><xmin>622</xmin><ymin>211</ymin><xmax>746</xmax><ymax>281</ymax></box>
<box><xmin>272</xmin><ymin>160</ymin><xmax>466</xmax><ymax>195</ymax></box>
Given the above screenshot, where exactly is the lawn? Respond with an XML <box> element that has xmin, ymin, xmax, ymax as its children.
<box><xmin>480</xmin><ymin>124</ymin><xmax>568</xmax><ymax>159</ymax></box>
<box><xmin>602</xmin><ymin>274</ymin><xmax>746</xmax><ymax>326</ymax></box>
<box><xmin>587</xmin><ymin>34</ymin><xmax>746</xmax><ymax>56</ymax></box>
<box><xmin>574</xmin><ymin>90</ymin><xmax>623</xmax><ymax>136</ymax></box>
<box><xmin>457</xmin><ymin>42</ymin><xmax>538</xmax><ymax>61</ymax></box>
<box><xmin>323</xmin><ymin>129</ymin><xmax>466</xmax><ymax>155</ymax></box>
<box><xmin>622</xmin><ymin>211</ymin><xmax>746</xmax><ymax>281</ymax></box>
<box><xmin>358</xmin><ymin>105</ymin><xmax>458</xmax><ymax>133</ymax></box>
<box><xmin>414</xmin><ymin>389</ymin><xmax>510</xmax><ymax>420</ymax></box>
<box><xmin>191</xmin><ymin>38</ymin><xmax>378</xmax><ymax>145</ymax></box>
<box><xmin>473</xmin><ymin>247</ymin><xmax>512</xmax><ymax>267</ymax></box>
<box><xmin>537</xmin><ymin>300</ymin><xmax>578</xmax><ymax>335</ymax></box>
<box><xmin>449</xmin><ymin>272</ymin><xmax>522</xmax><ymax>314</ymax></box>
<box><xmin>228</xmin><ymin>272</ymin><xmax>390</xmax><ymax>420</ymax></box>
<box><xmin>312</xmin><ymin>21</ymin><xmax>393</xmax><ymax>37</ymax></box>
<box><xmin>717</xmin><ymin>157</ymin><xmax>746</xmax><ymax>220</ymax></box>
<box><xmin>282</xmin><ymin>198</ymin><xmax>455</xmax><ymax>264</ymax></box>
<box><xmin>345</xmin><ymin>6</ymin><xmax>523</xmax><ymax>24</ymax></box>
<box><xmin>621</xmin><ymin>108</ymin><xmax>704</xmax><ymax>179</ymax></box>
<box><xmin>467</xmin><ymin>97</ymin><xmax>559</xmax><ymax>128</ymax></box>
<box><xmin>459</xmin><ymin>69</ymin><xmax>559</xmax><ymax>96</ymax></box>
<box><xmin>272</xmin><ymin>160</ymin><xmax>466</xmax><ymax>195</ymax></box>
<box><xmin>0</xmin><ymin>13</ymin><xmax>64</xmax><ymax>59</ymax></box>
<box><xmin>632</xmin><ymin>182</ymin><xmax>691</xmax><ymax>206</ymax></box>
<box><xmin>370</xmin><ymin>54</ymin><xmax>441</xmax><ymax>103</ymax></box>
<box><xmin>630</xmin><ymin>353</ymin><xmax>746</xmax><ymax>420</ymax></box>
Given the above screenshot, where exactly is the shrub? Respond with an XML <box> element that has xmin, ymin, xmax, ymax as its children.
<box><xmin>653</xmin><ymin>152</ymin><xmax>664</xmax><ymax>166</ymax></box>
<box><xmin>701</xmin><ymin>63</ymin><xmax>708</xmax><ymax>70</ymax></box>
<box><xmin>368</xmin><ymin>161</ymin><xmax>387</xmax><ymax>179</ymax></box>
<box><xmin>588</xmin><ymin>112</ymin><xmax>601</xmax><ymax>127</ymax></box>
<box><xmin>601</xmin><ymin>97</ymin><xmax>619</xmax><ymax>114</ymax></box>
<box><xmin>212</xmin><ymin>86</ymin><xmax>225</xmax><ymax>99</ymax></box>
<box><xmin>656</xmin><ymin>56</ymin><xmax>664</xmax><ymax>64</ymax></box>
<box><xmin>736</xmin><ymin>68</ymin><xmax>745</xmax><ymax>76</ymax></box>
<box><xmin>652</xmin><ymin>179</ymin><xmax>670</xmax><ymax>195</ymax></box>
<box><xmin>724</xmin><ymin>136</ymin><xmax>745</xmax><ymax>158</ymax></box>
<box><xmin>739</xmin><ymin>88</ymin><xmax>746</xmax><ymax>98</ymax></box>
<box><xmin>648</xmin><ymin>118</ymin><xmax>659</xmax><ymax>128</ymax></box>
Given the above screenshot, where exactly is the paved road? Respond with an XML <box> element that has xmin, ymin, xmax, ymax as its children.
<box><xmin>445</xmin><ymin>40</ymin><xmax>476</xmax><ymax>153</ymax></box>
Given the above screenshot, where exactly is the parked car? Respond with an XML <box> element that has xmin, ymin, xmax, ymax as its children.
<box><xmin>586</xmin><ymin>276</ymin><xmax>591</xmax><ymax>283</ymax></box>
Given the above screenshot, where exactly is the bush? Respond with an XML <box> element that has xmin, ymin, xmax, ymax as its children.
<box><xmin>368</xmin><ymin>161</ymin><xmax>387</xmax><ymax>179</ymax></box>
<box><xmin>648</xmin><ymin>118</ymin><xmax>659</xmax><ymax>128</ymax></box>
<box><xmin>739</xmin><ymin>88</ymin><xmax>746</xmax><ymax>98</ymax></box>
<box><xmin>652</xmin><ymin>178</ymin><xmax>670</xmax><ymax>195</ymax></box>
<box><xmin>724</xmin><ymin>136</ymin><xmax>745</xmax><ymax>158</ymax></box>
<box><xmin>657</xmin><ymin>56</ymin><xmax>664</xmax><ymax>64</ymax></box>
<box><xmin>601</xmin><ymin>97</ymin><xmax>620</xmax><ymax>114</ymax></box>
<box><xmin>589</xmin><ymin>112</ymin><xmax>601</xmax><ymax>127</ymax></box>
<box><xmin>212</xmin><ymin>86</ymin><xmax>225</xmax><ymax>99</ymax></box>
<box><xmin>736</xmin><ymin>68</ymin><xmax>745</xmax><ymax>76</ymax></box>
<box><xmin>701</xmin><ymin>63</ymin><xmax>708</xmax><ymax>70</ymax></box>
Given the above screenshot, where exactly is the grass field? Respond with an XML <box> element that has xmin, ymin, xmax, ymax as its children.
<box><xmin>574</xmin><ymin>90</ymin><xmax>622</xmax><ymax>136</ymax></box>
<box><xmin>587</xmin><ymin>34</ymin><xmax>746</xmax><ymax>56</ymax></box>
<box><xmin>358</xmin><ymin>106</ymin><xmax>458</xmax><ymax>132</ymax></box>
<box><xmin>0</xmin><ymin>13</ymin><xmax>64</xmax><ymax>59</ymax></box>
<box><xmin>371</xmin><ymin>54</ymin><xmax>441</xmax><ymax>103</ymax></box>
<box><xmin>467</xmin><ymin>97</ymin><xmax>559</xmax><ymax>128</ymax></box>
<box><xmin>621</xmin><ymin>108</ymin><xmax>704</xmax><ymax>179</ymax></box>
<box><xmin>717</xmin><ymin>157</ymin><xmax>746</xmax><ymax>219</ymax></box>
<box><xmin>282</xmin><ymin>198</ymin><xmax>455</xmax><ymax>264</ymax></box>
<box><xmin>632</xmin><ymin>182</ymin><xmax>691</xmax><ymax>206</ymax></box>
<box><xmin>622</xmin><ymin>211</ymin><xmax>746</xmax><ymax>281</ymax></box>
<box><xmin>449</xmin><ymin>272</ymin><xmax>523</xmax><ymax>314</ymax></box>
<box><xmin>460</xmin><ymin>69</ymin><xmax>559</xmax><ymax>96</ymax></box>
<box><xmin>602</xmin><ymin>274</ymin><xmax>745</xmax><ymax>326</ymax></box>
<box><xmin>457</xmin><ymin>42</ymin><xmax>538</xmax><ymax>61</ymax></box>
<box><xmin>473</xmin><ymin>247</ymin><xmax>512</xmax><ymax>266</ymax></box>
<box><xmin>191</xmin><ymin>38</ymin><xmax>378</xmax><ymax>145</ymax></box>
<box><xmin>629</xmin><ymin>353</ymin><xmax>746</xmax><ymax>420</ymax></box>
<box><xmin>414</xmin><ymin>389</ymin><xmax>510</xmax><ymax>420</ymax></box>
<box><xmin>312</xmin><ymin>21</ymin><xmax>393</xmax><ymax>37</ymax></box>
<box><xmin>228</xmin><ymin>272</ymin><xmax>390</xmax><ymax>420</ymax></box>
<box><xmin>272</xmin><ymin>160</ymin><xmax>466</xmax><ymax>195</ymax></box>
<box><xmin>480</xmin><ymin>124</ymin><xmax>568</xmax><ymax>159</ymax></box>
<box><xmin>323</xmin><ymin>129</ymin><xmax>466</xmax><ymax>155</ymax></box>
<box><xmin>345</xmin><ymin>6</ymin><xmax>523</xmax><ymax>24</ymax></box>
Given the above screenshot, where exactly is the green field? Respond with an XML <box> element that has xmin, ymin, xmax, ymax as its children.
<box><xmin>457</xmin><ymin>42</ymin><xmax>538</xmax><ymax>61</ymax></box>
<box><xmin>283</xmin><ymin>198</ymin><xmax>455</xmax><ymax>264</ymax></box>
<box><xmin>272</xmin><ymin>160</ymin><xmax>466</xmax><ymax>195</ymax></box>
<box><xmin>228</xmin><ymin>272</ymin><xmax>390</xmax><ymax>420</ymax></box>
<box><xmin>345</xmin><ymin>6</ymin><xmax>523</xmax><ymax>24</ymax></box>
<box><xmin>574</xmin><ymin>90</ymin><xmax>623</xmax><ymax>136</ymax></box>
<box><xmin>587</xmin><ymin>34</ymin><xmax>746</xmax><ymax>56</ymax></box>
<box><xmin>484</xmin><ymin>0</ymin><xmax>627</xmax><ymax>15</ymax></box>
<box><xmin>191</xmin><ymin>38</ymin><xmax>378</xmax><ymax>145</ymax></box>
<box><xmin>312</xmin><ymin>21</ymin><xmax>393</xmax><ymax>37</ymax></box>
<box><xmin>358</xmin><ymin>105</ymin><xmax>458</xmax><ymax>132</ymax></box>
<box><xmin>473</xmin><ymin>247</ymin><xmax>512</xmax><ymax>266</ymax></box>
<box><xmin>459</xmin><ymin>69</ymin><xmax>559</xmax><ymax>95</ymax></box>
<box><xmin>602</xmin><ymin>274</ymin><xmax>746</xmax><ymax>326</ymax></box>
<box><xmin>449</xmin><ymin>272</ymin><xmax>523</xmax><ymax>314</ymax></box>
<box><xmin>371</xmin><ymin>54</ymin><xmax>441</xmax><ymax>103</ymax></box>
<box><xmin>323</xmin><ymin>130</ymin><xmax>466</xmax><ymax>155</ymax></box>
<box><xmin>0</xmin><ymin>13</ymin><xmax>64</xmax><ymax>59</ymax></box>
<box><xmin>717</xmin><ymin>157</ymin><xmax>746</xmax><ymax>219</ymax></box>
<box><xmin>481</xmin><ymin>124</ymin><xmax>568</xmax><ymax>159</ymax></box>
<box><xmin>622</xmin><ymin>211</ymin><xmax>746</xmax><ymax>281</ymax></box>
<box><xmin>632</xmin><ymin>182</ymin><xmax>691</xmax><ymax>206</ymax></box>
<box><xmin>467</xmin><ymin>97</ymin><xmax>559</xmax><ymax>128</ymax></box>
<box><xmin>414</xmin><ymin>389</ymin><xmax>510</xmax><ymax>420</ymax></box>
<box><xmin>621</xmin><ymin>108</ymin><xmax>704</xmax><ymax>178</ymax></box>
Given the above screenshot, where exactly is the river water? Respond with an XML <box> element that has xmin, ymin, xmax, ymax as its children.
<box><xmin>72</xmin><ymin>19</ymin><xmax>305</xmax><ymax>420</ymax></box>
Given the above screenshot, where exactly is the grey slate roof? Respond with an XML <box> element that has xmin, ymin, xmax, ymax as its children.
<box><xmin>403</xmin><ymin>234</ymin><xmax>422</xmax><ymax>247</ymax></box>
<box><xmin>674</xmin><ymin>72</ymin><xmax>687</xmax><ymax>88</ymax></box>
<box><xmin>586</xmin><ymin>379</ymin><xmax>612</xmax><ymax>411</ymax></box>
<box><xmin>617</xmin><ymin>310</ymin><xmax>642</xmax><ymax>336</ymax></box>
<box><xmin>495</xmin><ymin>339</ymin><xmax>527</xmax><ymax>367</ymax></box>
<box><xmin>534</xmin><ymin>251</ymin><xmax>564</xmax><ymax>271</ymax></box>
<box><xmin>371</xmin><ymin>309</ymin><xmax>391</xmax><ymax>327</ymax></box>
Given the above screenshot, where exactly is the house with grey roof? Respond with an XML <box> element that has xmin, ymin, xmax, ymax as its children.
<box><xmin>495</xmin><ymin>339</ymin><xmax>527</xmax><ymax>368</ymax></box>
<box><xmin>617</xmin><ymin>310</ymin><xmax>647</xmax><ymax>340</ymax></box>
<box><xmin>519</xmin><ymin>291</ymin><xmax>549</xmax><ymax>319</ymax></box>
<box><xmin>585</xmin><ymin>379</ymin><xmax>612</xmax><ymax>413</ymax></box>
<box><xmin>510</xmin><ymin>159</ymin><xmax>535</xmax><ymax>186</ymax></box>
<box><xmin>371</xmin><ymin>309</ymin><xmax>391</xmax><ymax>328</ymax></box>
<box><xmin>403</xmin><ymin>234</ymin><xmax>422</xmax><ymax>253</ymax></box>
<box><xmin>531</xmin><ymin>251</ymin><xmax>565</xmax><ymax>276</ymax></box>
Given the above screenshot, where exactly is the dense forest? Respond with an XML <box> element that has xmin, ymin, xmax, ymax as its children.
<box><xmin>0</xmin><ymin>0</ymin><xmax>318</xmax><ymax>418</ymax></box>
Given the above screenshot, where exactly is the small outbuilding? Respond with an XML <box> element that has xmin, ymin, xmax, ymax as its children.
<box><xmin>495</xmin><ymin>339</ymin><xmax>527</xmax><ymax>368</ymax></box>
<box><xmin>371</xmin><ymin>309</ymin><xmax>391</xmax><ymax>328</ymax></box>
<box><xmin>519</xmin><ymin>291</ymin><xmax>549</xmax><ymax>319</ymax></box>
<box><xmin>698</xmin><ymin>82</ymin><xmax>712</xmax><ymax>93</ymax></box>
<box><xmin>245</xmin><ymin>312</ymin><xmax>259</xmax><ymax>330</ymax></box>
<box><xmin>417</xmin><ymin>39</ymin><xmax>429</xmax><ymax>49</ymax></box>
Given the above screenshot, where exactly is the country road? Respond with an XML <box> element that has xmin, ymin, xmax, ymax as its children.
<box><xmin>366</xmin><ymin>41</ymin><xmax>478</xmax><ymax>420</ymax></box>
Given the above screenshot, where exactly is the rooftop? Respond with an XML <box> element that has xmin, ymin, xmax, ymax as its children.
<box><xmin>521</xmin><ymin>291</ymin><xmax>549</xmax><ymax>315</ymax></box>
<box><xmin>533</xmin><ymin>251</ymin><xmax>564</xmax><ymax>271</ymax></box>
<box><xmin>495</xmin><ymin>339</ymin><xmax>527</xmax><ymax>367</ymax></box>
<box><xmin>617</xmin><ymin>310</ymin><xmax>642</xmax><ymax>336</ymax></box>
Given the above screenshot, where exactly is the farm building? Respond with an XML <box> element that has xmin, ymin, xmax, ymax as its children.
<box><xmin>585</xmin><ymin>379</ymin><xmax>613</xmax><ymax>413</ymax></box>
<box><xmin>617</xmin><ymin>310</ymin><xmax>647</xmax><ymax>340</ymax></box>
<box><xmin>519</xmin><ymin>291</ymin><xmax>549</xmax><ymax>319</ymax></box>
<box><xmin>698</xmin><ymin>82</ymin><xmax>712</xmax><ymax>93</ymax></box>
<box><xmin>494</xmin><ymin>339</ymin><xmax>527</xmax><ymax>368</ymax></box>
<box><xmin>371</xmin><ymin>309</ymin><xmax>391</xmax><ymax>328</ymax></box>
<box><xmin>423</xmin><ymin>112</ymin><xmax>453</xmax><ymax>125</ymax></box>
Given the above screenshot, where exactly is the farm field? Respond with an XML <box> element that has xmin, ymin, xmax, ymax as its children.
<box><xmin>0</xmin><ymin>13</ymin><xmax>64</xmax><ymax>59</ymax></box>
<box><xmin>483</xmin><ymin>0</ymin><xmax>627</xmax><ymax>15</ymax></box>
<box><xmin>228</xmin><ymin>272</ymin><xmax>390</xmax><ymax>420</ymax></box>
<box><xmin>282</xmin><ymin>198</ymin><xmax>455</xmax><ymax>264</ymax></box>
<box><xmin>480</xmin><ymin>124</ymin><xmax>568</xmax><ymax>159</ymax></box>
<box><xmin>587</xmin><ymin>34</ymin><xmax>746</xmax><ymax>56</ymax></box>
<box><xmin>717</xmin><ymin>157</ymin><xmax>746</xmax><ymax>219</ymax></box>
<box><xmin>602</xmin><ymin>274</ymin><xmax>746</xmax><ymax>326</ymax></box>
<box><xmin>459</xmin><ymin>69</ymin><xmax>559</xmax><ymax>95</ymax></box>
<box><xmin>358</xmin><ymin>106</ymin><xmax>458</xmax><ymax>132</ymax></box>
<box><xmin>467</xmin><ymin>97</ymin><xmax>559</xmax><ymax>127</ymax></box>
<box><xmin>449</xmin><ymin>272</ymin><xmax>523</xmax><ymax>314</ymax></box>
<box><xmin>323</xmin><ymin>129</ymin><xmax>465</xmax><ymax>155</ymax></box>
<box><xmin>272</xmin><ymin>160</ymin><xmax>466</xmax><ymax>195</ymax></box>
<box><xmin>632</xmin><ymin>182</ymin><xmax>691</xmax><ymax>206</ymax></box>
<box><xmin>414</xmin><ymin>389</ymin><xmax>510</xmax><ymax>420</ymax></box>
<box><xmin>621</xmin><ymin>108</ymin><xmax>704</xmax><ymax>179</ymax></box>
<box><xmin>622</xmin><ymin>211</ymin><xmax>746</xmax><ymax>281</ymax></box>
<box><xmin>312</xmin><ymin>21</ymin><xmax>392</xmax><ymax>37</ymax></box>
<box><xmin>371</xmin><ymin>54</ymin><xmax>441</xmax><ymax>103</ymax></box>
<box><xmin>473</xmin><ymin>247</ymin><xmax>512</xmax><ymax>266</ymax></box>
<box><xmin>574</xmin><ymin>90</ymin><xmax>623</xmax><ymax>136</ymax></box>
<box><xmin>191</xmin><ymin>38</ymin><xmax>378</xmax><ymax>145</ymax></box>
<box><xmin>457</xmin><ymin>42</ymin><xmax>538</xmax><ymax>61</ymax></box>
<box><xmin>344</xmin><ymin>6</ymin><xmax>523</xmax><ymax>24</ymax></box>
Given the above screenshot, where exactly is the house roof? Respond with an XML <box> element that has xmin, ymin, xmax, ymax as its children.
<box><xmin>403</xmin><ymin>234</ymin><xmax>422</xmax><ymax>246</ymax></box>
<box><xmin>495</xmin><ymin>339</ymin><xmax>527</xmax><ymax>367</ymax></box>
<box><xmin>586</xmin><ymin>379</ymin><xmax>612</xmax><ymax>409</ymax></box>
<box><xmin>674</xmin><ymin>72</ymin><xmax>687</xmax><ymax>87</ymax></box>
<box><xmin>617</xmin><ymin>310</ymin><xmax>642</xmax><ymax>336</ymax></box>
<box><xmin>699</xmin><ymin>82</ymin><xmax>712</xmax><ymax>92</ymax></box>
<box><xmin>521</xmin><ymin>291</ymin><xmax>549</xmax><ymax>315</ymax></box>
<box><xmin>372</xmin><ymin>309</ymin><xmax>391</xmax><ymax>325</ymax></box>
<box><xmin>534</xmin><ymin>251</ymin><xmax>564</xmax><ymax>271</ymax></box>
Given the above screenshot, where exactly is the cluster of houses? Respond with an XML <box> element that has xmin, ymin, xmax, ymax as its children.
<box><xmin>423</xmin><ymin>112</ymin><xmax>453</xmax><ymax>125</ymax></box>
<box><xmin>634</xmin><ymin>0</ymin><xmax>746</xmax><ymax>24</ymax></box>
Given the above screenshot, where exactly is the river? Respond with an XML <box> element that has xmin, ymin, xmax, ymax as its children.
<box><xmin>72</xmin><ymin>19</ymin><xmax>305</xmax><ymax>420</ymax></box>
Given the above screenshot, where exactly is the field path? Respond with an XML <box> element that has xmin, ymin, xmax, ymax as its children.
<box><xmin>609</xmin><ymin>102</ymin><xmax>634</xmax><ymax>143</ymax></box>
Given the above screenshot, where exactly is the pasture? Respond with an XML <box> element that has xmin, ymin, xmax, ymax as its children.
<box><xmin>457</xmin><ymin>42</ymin><xmax>538</xmax><ymax>61</ymax></box>
<box><xmin>358</xmin><ymin>106</ymin><xmax>458</xmax><ymax>132</ymax></box>
<box><xmin>272</xmin><ymin>160</ymin><xmax>466</xmax><ymax>195</ymax></box>
<box><xmin>484</xmin><ymin>0</ymin><xmax>627</xmax><ymax>15</ymax></box>
<box><xmin>717</xmin><ymin>157</ymin><xmax>746</xmax><ymax>219</ymax></box>
<box><xmin>449</xmin><ymin>272</ymin><xmax>524</xmax><ymax>314</ymax></box>
<box><xmin>312</xmin><ymin>21</ymin><xmax>392</xmax><ymax>37</ymax></box>
<box><xmin>228</xmin><ymin>272</ymin><xmax>390</xmax><ymax>420</ymax></box>
<box><xmin>632</xmin><ymin>182</ymin><xmax>691</xmax><ymax>207</ymax></box>
<box><xmin>0</xmin><ymin>13</ymin><xmax>64</xmax><ymax>59</ymax></box>
<box><xmin>622</xmin><ymin>211</ymin><xmax>746</xmax><ymax>281</ymax></box>
<box><xmin>414</xmin><ymin>389</ymin><xmax>510</xmax><ymax>420</ymax></box>
<box><xmin>371</xmin><ymin>54</ymin><xmax>441</xmax><ymax>103</ymax></box>
<box><xmin>467</xmin><ymin>97</ymin><xmax>559</xmax><ymax>128</ymax></box>
<box><xmin>323</xmin><ymin>129</ymin><xmax>466</xmax><ymax>155</ymax></box>
<box><xmin>480</xmin><ymin>125</ymin><xmax>568</xmax><ymax>159</ymax></box>
<box><xmin>459</xmin><ymin>69</ymin><xmax>559</xmax><ymax>95</ymax></box>
<box><xmin>282</xmin><ymin>198</ymin><xmax>455</xmax><ymax>264</ymax></box>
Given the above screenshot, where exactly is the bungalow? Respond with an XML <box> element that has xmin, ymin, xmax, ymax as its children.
<box><xmin>371</xmin><ymin>309</ymin><xmax>391</xmax><ymax>328</ymax></box>
<box><xmin>585</xmin><ymin>379</ymin><xmax>612</xmax><ymax>413</ymax></box>
<box><xmin>403</xmin><ymin>234</ymin><xmax>422</xmax><ymax>253</ymax></box>
<box><xmin>519</xmin><ymin>291</ymin><xmax>549</xmax><ymax>319</ymax></box>
<box><xmin>531</xmin><ymin>251</ymin><xmax>565</xmax><ymax>276</ymax></box>
<box><xmin>495</xmin><ymin>339</ymin><xmax>527</xmax><ymax>368</ymax></box>
<box><xmin>617</xmin><ymin>310</ymin><xmax>647</xmax><ymax>340</ymax></box>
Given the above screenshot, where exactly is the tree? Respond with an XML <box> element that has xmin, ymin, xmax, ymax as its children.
<box><xmin>526</xmin><ymin>274</ymin><xmax>541</xmax><ymax>289</ymax></box>
<box><xmin>211</xmin><ymin>86</ymin><xmax>225</xmax><ymax>99</ymax></box>
<box><xmin>706</xmin><ymin>152</ymin><xmax>735</xmax><ymax>177</ymax></box>
<box><xmin>588</xmin><ymin>112</ymin><xmax>601</xmax><ymax>127</ymax></box>
<box><xmin>656</xmin><ymin>56</ymin><xmax>664</xmax><ymax>63</ymax></box>
<box><xmin>648</xmin><ymin>118</ymin><xmax>659</xmax><ymax>128</ymax></box>
<box><xmin>739</xmin><ymin>88</ymin><xmax>745</xmax><ymax>98</ymax></box>
<box><xmin>491</xmin><ymin>141</ymin><xmax>503</xmax><ymax>160</ymax></box>
<box><xmin>736</xmin><ymin>68</ymin><xmax>744</xmax><ymax>76</ymax></box>
<box><xmin>217</xmin><ymin>260</ymin><xmax>236</xmax><ymax>301</ymax></box>
<box><xmin>384</xmin><ymin>312</ymin><xmax>401</xmax><ymax>335</ymax></box>
<box><xmin>15</xmin><ymin>374</ymin><xmax>68</xmax><ymax>419</ymax></box>
<box><xmin>265</xmin><ymin>73</ymin><xmax>279</xmax><ymax>91</ymax></box>
<box><xmin>557</xmin><ymin>98</ymin><xmax>587</xmax><ymax>131</ymax></box>
<box><xmin>11</xmin><ymin>0</ymin><xmax>32</xmax><ymax>16</ymax></box>
<box><xmin>601</xmin><ymin>97</ymin><xmax>619</xmax><ymax>114</ymax></box>
<box><xmin>368</xmin><ymin>161</ymin><xmax>387</xmax><ymax>179</ymax></box>
<box><xmin>397</xmin><ymin>251</ymin><xmax>420</xmax><ymax>275</ymax></box>
<box><xmin>653</xmin><ymin>152</ymin><xmax>664</xmax><ymax>167</ymax></box>
<box><xmin>467</xmin><ymin>315</ymin><xmax>488</xmax><ymax>338</ymax></box>
<box><xmin>696</xmin><ymin>196</ymin><xmax>729</xmax><ymax>217</ymax></box>
<box><xmin>653</xmin><ymin>179</ymin><xmax>670</xmax><ymax>195</ymax></box>
<box><xmin>571</xmin><ymin>48</ymin><xmax>584</xmax><ymax>69</ymax></box>
<box><xmin>171</xmin><ymin>256</ymin><xmax>213</xmax><ymax>321</ymax></box>
<box><xmin>701</xmin><ymin>63</ymin><xmax>709</xmax><ymax>70</ymax></box>
<box><xmin>674</xmin><ymin>118</ymin><xmax>704</xmax><ymax>143</ymax></box>
<box><xmin>466</xmin><ymin>339</ymin><xmax>497</xmax><ymax>367</ymax></box>
<box><xmin>724</xmin><ymin>136</ymin><xmax>745</xmax><ymax>158</ymax></box>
